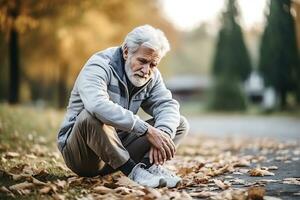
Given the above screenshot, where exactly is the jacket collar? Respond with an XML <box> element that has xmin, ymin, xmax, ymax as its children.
<box><xmin>109</xmin><ymin>47</ymin><xmax>126</xmax><ymax>81</ymax></box>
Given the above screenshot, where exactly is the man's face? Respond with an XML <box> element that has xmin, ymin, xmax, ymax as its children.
<box><xmin>124</xmin><ymin>46</ymin><xmax>161</xmax><ymax>87</ymax></box>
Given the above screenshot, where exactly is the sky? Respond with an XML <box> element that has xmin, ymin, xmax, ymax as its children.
<box><xmin>161</xmin><ymin>0</ymin><xmax>268</xmax><ymax>31</ymax></box>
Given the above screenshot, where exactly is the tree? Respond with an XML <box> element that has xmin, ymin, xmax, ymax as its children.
<box><xmin>258</xmin><ymin>0</ymin><xmax>299</xmax><ymax>108</ymax></box>
<box><xmin>1</xmin><ymin>0</ymin><xmax>178</xmax><ymax>107</ymax></box>
<box><xmin>0</xmin><ymin>0</ymin><xmax>81</xmax><ymax>104</ymax></box>
<box><xmin>207</xmin><ymin>75</ymin><xmax>247</xmax><ymax>111</ymax></box>
<box><xmin>212</xmin><ymin>0</ymin><xmax>252</xmax><ymax>81</ymax></box>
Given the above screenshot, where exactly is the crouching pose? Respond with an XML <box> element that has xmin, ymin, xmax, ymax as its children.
<box><xmin>57</xmin><ymin>25</ymin><xmax>189</xmax><ymax>188</ymax></box>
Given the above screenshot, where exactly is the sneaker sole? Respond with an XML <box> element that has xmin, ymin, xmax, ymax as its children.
<box><xmin>158</xmin><ymin>178</ymin><xmax>167</xmax><ymax>188</ymax></box>
<box><xmin>166</xmin><ymin>179</ymin><xmax>181</xmax><ymax>188</ymax></box>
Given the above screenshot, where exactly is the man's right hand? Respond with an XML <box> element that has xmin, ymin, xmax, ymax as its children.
<box><xmin>146</xmin><ymin>125</ymin><xmax>176</xmax><ymax>163</ymax></box>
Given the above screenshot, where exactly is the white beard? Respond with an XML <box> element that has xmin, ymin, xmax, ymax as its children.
<box><xmin>124</xmin><ymin>59</ymin><xmax>151</xmax><ymax>87</ymax></box>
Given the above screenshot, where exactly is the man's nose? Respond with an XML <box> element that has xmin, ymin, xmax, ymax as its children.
<box><xmin>141</xmin><ymin>64</ymin><xmax>150</xmax><ymax>75</ymax></box>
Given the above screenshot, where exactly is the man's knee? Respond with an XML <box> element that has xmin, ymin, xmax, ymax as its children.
<box><xmin>177</xmin><ymin>115</ymin><xmax>189</xmax><ymax>137</ymax></box>
<box><xmin>76</xmin><ymin>109</ymin><xmax>102</xmax><ymax>129</ymax></box>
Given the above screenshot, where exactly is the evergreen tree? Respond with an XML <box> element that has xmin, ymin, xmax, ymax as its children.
<box><xmin>207</xmin><ymin>75</ymin><xmax>247</xmax><ymax>111</ymax></box>
<box><xmin>258</xmin><ymin>0</ymin><xmax>299</xmax><ymax>108</ymax></box>
<box><xmin>212</xmin><ymin>0</ymin><xmax>252</xmax><ymax>81</ymax></box>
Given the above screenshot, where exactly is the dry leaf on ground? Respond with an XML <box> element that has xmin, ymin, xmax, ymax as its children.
<box><xmin>282</xmin><ymin>178</ymin><xmax>300</xmax><ymax>185</ymax></box>
<box><xmin>5</xmin><ymin>152</ymin><xmax>20</xmax><ymax>158</ymax></box>
<box><xmin>214</xmin><ymin>179</ymin><xmax>230</xmax><ymax>190</ymax></box>
<box><xmin>93</xmin><ymin>186</ymin><xmax>113</xmax><ymax>194</ymax></box>
<box><xmin>247</xmin><ymin>187</ymin><xmax>265</xmax><ymax>200</ymax></box>
<box><xmin>9</xmin><ymin>181</ymin><xmax>35</xmax><ymax>191</ymax></box>
<box><xmin>248</xmin><ymin>168</ymin><xmax>275</xmax><ymax>176</ymax></box>
<box><xmin>189</xmin><ymin>191</ymin><xmax>218</xmax><ymax>198</ymax></box>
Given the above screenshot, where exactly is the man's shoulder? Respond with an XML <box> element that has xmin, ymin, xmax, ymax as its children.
<box><xmin>85</xmin><ymin>47</ymin><xmax>119</xmax><ymax>69</ymax></box>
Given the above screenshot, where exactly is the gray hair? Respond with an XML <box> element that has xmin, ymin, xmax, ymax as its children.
<box><xmin>122</xmin><ymin>25</ymin><xmax>170</xmax><ymax>58</ymax></box>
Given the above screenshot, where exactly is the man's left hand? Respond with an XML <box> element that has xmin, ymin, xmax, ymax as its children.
<box><xmin>149</xmin><ymin>144</ymin><xmax>174</xmax><ymax>165</ymax></box>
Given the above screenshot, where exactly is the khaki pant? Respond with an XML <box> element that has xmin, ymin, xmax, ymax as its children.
<box><xmin>62</xmin><ymin>109</ymin><xmax>189</xmax><ymax>177</ymax></box>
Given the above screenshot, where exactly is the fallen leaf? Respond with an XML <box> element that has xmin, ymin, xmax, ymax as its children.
<box><xmin>26</xmin><ymin>154</ymin><xmax>37</xmax><ymax>159</ymax></box>
<box><xmin>248</xmin><ymin>168</ymin><xmax>275</xmax><ymax>176</ymax></box>
<box><xmin>214</xmin><ymin>179</ymin><xmax>230</xmax><ymax>190</ymax></box>
<box><xmin>9</xmin><ymin>181</ymin><xmax>34</xmax><ymax>191</ymax></box>
<box><xmin>55</xmin><ymin>180</ymin><xmax>67</xmax><ymax>189</ymax></box>
<box><xmin>261</xmin><ymin>166</ymin><xmax>278</xmax><ymax>170</ymax></box>
<box><xmin>143</xmin><ymin>188</ymin><xmax>162</xmax><ymax>199</ymax></box>
<box><xmin>180</xmin><ymin>191</ymin><xmax>193</xmax><ymax>200</ymax></box>
<box><xmin>9</xmin><ymin>164</ymin><xmax>28</xmax><ymax>174</ymax></box>
<box><xmin>12</xmin><ymin>173</ymin><xmax>29</xmax><ymax>181</ymax></box>
<box><xmin>32</xmin><ymin>177</ymin><xmax>47</xmax><ymax>186</ymax></box>
<box><xmin>0</xmin><ymin>186</ymin><xmax>11</xmax><ymax>193</ymax></box>
<box><xmin>211</xmin><ymin>189</ymin><xmax>247</xmax><ymax>200</ymax></box>
<box><xmin>282</xmin><ymin>178</ymin><xmax>300</xmax><ymax>185</ymax></box>
<box><xmin>189</xmin><ymin>191</ymin><xmax>218</xmax><ymax>198</ymax></box>
<box><xmin>93</xmin><ymin>186</ymin><xmax>113</xmax><ymax>194</ymax></box>
<box><xmin>67</xmin><ymin>176</ymin><xmax>84</xmax><ymax>186</ymax></box>
<box><xmin>194</xmin><ymin>176</ymin><xmax>209</xmax><ymax>184</ymax></box>
<box><xmin>39</xmin><ymin>186</ymin><xmax>52</xmax><ymax>194</ymax></box>
<box><xmin>52</xmin><ymin>193</ymin><xmax>65</xmax><ymax>200</ymax></box>
<box><xmin>208</xmin><ymin>164</ymin><xmax>233</xmax><ymax>177</ymax></box>
<box><xmin>114</xmin><ymin>186</ymin><xmax>132</xmax><ymax>195</ymax></box>
<box><xmin>5</xmin><ymin>152</ymin><xmax>20</xmax><ymax>158</ymax></box>
<box><xmin>232</xmin><ymin>178</ymin><xmax>246</xmax><ymax>185</ymax></box>
<box><xmin>247</xmin><ymin>187</ymin><xmax>265</xmax><ymax>200</ymax></box>
<box><xmin>233</xmin><ymin>159</ymin><xmax>251</xmax><ymax>167</ymax></box>
<box><xmin>177</xmin><ymin>167</ymin><xmax>194</xmax><ymax>176</ymax></box>
<box><xmin>264</xmin><ymin>196</ymin><xmax>282</xmax><ymax>200</ymax></box>
<box><xmin>116</xmin><ymin>176</ymin><xmax>142</xmax><ymax>188</ymax></box>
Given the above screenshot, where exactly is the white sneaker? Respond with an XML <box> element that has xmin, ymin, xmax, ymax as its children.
<box><xmin>148</xmin><ymin>165</ymin><xmax>181</xmax><ymax>188</ymax></box>
<box><xmin>128</xmin><ymin>163</ymin><xmax>166</xmax><ymax>188</ymax></box>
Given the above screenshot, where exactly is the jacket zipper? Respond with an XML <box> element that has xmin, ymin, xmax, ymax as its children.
<box><xmin>109</xmin><ymin>67</ymin><xmax>151</xmax><ymax>110</ymax></box>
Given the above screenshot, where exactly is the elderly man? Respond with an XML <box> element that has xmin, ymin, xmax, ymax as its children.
<box><xmin>57</xmin><ymin>25</ymin><xmax>189</xmax><ymax>188</ymax></box>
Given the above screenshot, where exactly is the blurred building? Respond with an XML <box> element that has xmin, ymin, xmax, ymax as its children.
<box><xmin>244</xmin><ymin>71</ymin><xmax>277</xmax><ymax>109</ymax></box>
<box><xmin>166</xmin><ymin>75</ymin><xmax>212</xmax><ymax>101</ymax></box>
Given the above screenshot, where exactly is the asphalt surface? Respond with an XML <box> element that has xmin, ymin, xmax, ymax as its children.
<box><xmin>187</xmin><ymin>115</ymin><xmax>300</xmax><ymax>200</ymax></box>
<box><xmin>188</xmin><ymin>115</ymin><xmax>300</xmax><ymax>140</ymax></box>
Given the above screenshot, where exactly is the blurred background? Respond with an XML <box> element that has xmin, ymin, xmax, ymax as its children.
<box><xmin>1</xmin><ymin>0</ymin><xmax>300</xmax><ymax>138</ymax></box>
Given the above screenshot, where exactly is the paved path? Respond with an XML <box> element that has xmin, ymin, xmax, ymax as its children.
<box><xmin>187</xmin><ymin>115</ymin><xmax>300</xmax><ymax>200</ymax></box>
<box><xmin>187</xmin><ymin>115</ymin><xmax>300</xmax><ymax>140</ymax></box>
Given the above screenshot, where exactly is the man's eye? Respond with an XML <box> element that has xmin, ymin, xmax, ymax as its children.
<box><xmin>150</xmin><ymin>64</ymin><xmax>157</xmax><ymax>68</ymax></box>
<box><xmin>139</xmin><ymin>60</ymin><xmax>147</xmax><ymax>64</ymax></box>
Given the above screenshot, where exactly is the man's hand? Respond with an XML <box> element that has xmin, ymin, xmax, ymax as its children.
<box><xmin>149</xmin><ymin>146</ymin><xmax>165</xmax><ymax>165</ymax></box>
<box><xmin>146</xmin><ymin>125</ymin><xmax>176</xmax><ymax>163</ymax></box>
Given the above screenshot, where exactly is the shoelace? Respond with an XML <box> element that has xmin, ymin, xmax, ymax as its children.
<box><xmin>133</xmin><ymin>163</ymin><xmax>157</xmax><ymax>180</ymax></box>
<box><xmin>138</xmin><ymin>167</ymin><xmax>159</xmax><ymax>180</ymax></box>
<box><xmin>151</xmin><ymin>165</ymin><xmax>176</xmax><ymax>177</ymax></box>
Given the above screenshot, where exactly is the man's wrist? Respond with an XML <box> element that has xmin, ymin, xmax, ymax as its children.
<box><xmin>143</xmin><ymin>126</ymin><xmax>149</xmax><ymax>136</ymax></box>
<box><xmin>133</xmin><ymin>120</ymin><xmax>149</xmax><ymax>137</ymax></box>
<box><xmin>157</xmin><ymin>127</ymin><xmax>172</xmax><ymax>138</ymax></box>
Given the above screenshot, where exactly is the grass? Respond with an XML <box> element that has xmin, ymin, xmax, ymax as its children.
<box><xmin>0</xmin><ymin>103</ymin><xmax>64</xmax><ymax>151</ymax></box>
<box><xmin>0</xmin><ymin>104</ymin><xmax>71</xmax><ymax>199</ymax></box>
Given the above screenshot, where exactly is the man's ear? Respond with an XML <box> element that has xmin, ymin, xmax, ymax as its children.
<box><xmin>123</xmin><ymin>46</ymin><xmax>129</xmax><ymax>60</ymax></box>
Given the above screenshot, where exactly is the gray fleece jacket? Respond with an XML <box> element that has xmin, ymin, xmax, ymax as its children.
<box><xmin>57</xmin><ymin>47</ymin><xmax>180</xmax><ymax>152</ymax></box>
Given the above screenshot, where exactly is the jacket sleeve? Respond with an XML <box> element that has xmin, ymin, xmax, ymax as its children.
<box><xmin>141</xmin><ymin>70</ymin><xmax>180</xmax><ymax>139</ymax></box>
<box><xmin>77</xmin><ymin>62</ymin><xmax>148</xmax><ymax>136</ymax></box>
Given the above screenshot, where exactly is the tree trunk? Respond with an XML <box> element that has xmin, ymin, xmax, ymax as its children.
<box><xmin>8</xmin><ymin>27</ymin><xmax>20</xmax><ymax>104</ymax></box>
<box><xmin>279</xmin><ymin>89</ymin><xmax>287</xmax><ymax>109</ymax></box>
<box><xmin>57</xmin><ymin>64</ymin><xmax>68</xmax><ymax>108</ymax></box>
